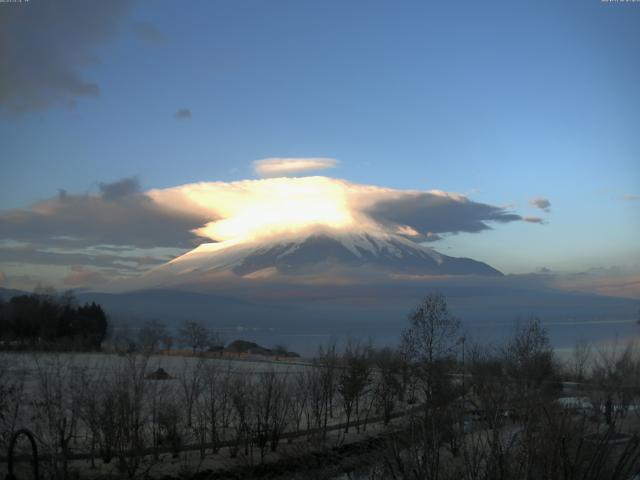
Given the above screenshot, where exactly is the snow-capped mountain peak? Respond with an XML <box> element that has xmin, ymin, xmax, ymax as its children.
<box><xmin>120</xmin><ymin>228</ymin><xmax>502</xmax><ymax>292</ymax></box>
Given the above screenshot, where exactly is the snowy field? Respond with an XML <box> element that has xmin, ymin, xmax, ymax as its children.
<box><xmin>0</xmin><ymin>351</ymin><xmax>389</xmax><ymax>479</ymax></box>
<box><xmin>1</xmin><ymin>351</ymin><xmax>309</xmax><ymax>381</ymax></box>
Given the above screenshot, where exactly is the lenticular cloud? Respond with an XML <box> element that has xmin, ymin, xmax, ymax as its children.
<box><xmin>253</xmin><ymin>157</ymin><xmax>338</xmax><ymax>177</ymax></box>
<box><xmin>146</xmin><ymin>176</ymin><xmax>523</xmax><ymax>244</ymax></box>
<box><xmin>0</xmin><ymin>175</ymin><xmax>526</xmax><ymax>252</ymax></box>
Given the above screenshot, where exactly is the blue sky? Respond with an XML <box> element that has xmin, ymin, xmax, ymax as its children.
<box><xmin>1</xmin><ymin>0</ymin><xmax>639</xmax><ymax>287</ymax></box>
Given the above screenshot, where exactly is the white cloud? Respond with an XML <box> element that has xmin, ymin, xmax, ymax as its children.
<box><xmin>147</xmin><ymin>176</ymin><xmax>524</xmax><ymax>243</ymax></box>
<box><xmin>253</xmin><ymin>157</ymin><xmax>338</xmax><ymax>177</ymax></box>
<box><xmin>0</xmin><ymin>176</ymin><xmax>529</xmax><ymax>249</ymax></box>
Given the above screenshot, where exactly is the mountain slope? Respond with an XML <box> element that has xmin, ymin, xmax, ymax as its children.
<box><xmin>123</xmin><ymin>230</ymin><xmax>502</xmax><ymax>291</ymax></box>
<box><xmin>231</xmin><ymin>233</ymin><xmax>502</xmax><ymax>276</ymax></box>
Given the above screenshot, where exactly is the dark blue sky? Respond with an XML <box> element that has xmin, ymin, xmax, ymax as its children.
<box><xmin>1</xmin><ymin>0</ymin><xmax>639</xmax><ymax>288</ymax></box>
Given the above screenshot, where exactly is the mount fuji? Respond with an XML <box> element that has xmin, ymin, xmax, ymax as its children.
<box><xmin>121</xmin><ymin>229</ymin><xmax>502</xmax><ymax>292</ymax></box>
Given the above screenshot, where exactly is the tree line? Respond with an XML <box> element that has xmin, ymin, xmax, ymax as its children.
<box><xmin>0</xmin><ymin>289</ymin><xmax>108</xmax><ymax>350</ymax></box>
<box><xmin>109</xmin><ymin>318</ymin><xmax>225</xmax><ymax>356</ymax></box>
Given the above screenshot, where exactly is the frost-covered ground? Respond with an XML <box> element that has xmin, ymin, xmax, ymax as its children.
<box><xmin>0</xmin><ymin>351</ymin><xmax>401</xmax><ymax>480</ymax></box>
<box><xmin>2</xmin><ymin>351</ymin><xmax>309</xmax><ymax>380</ymax></box>
<box><xmin>1</xmin><ymin>351</ymin><xmax>311</xmax><ymax>407</ymax></box>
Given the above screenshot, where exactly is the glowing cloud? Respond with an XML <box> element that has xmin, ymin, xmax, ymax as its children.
<box><xmin>149</xmin><ymin>177</ymin><xmax>362</xmax><ymax>242</ymax></box>
<box><xmin>253</xmin><ymin>157</ymin><xmax>338</xmax><ymax>177</ymax></box>
<box><xmin>0</xmin><ymin>175</ymin><xmax>528</xmax><ymax>254</ymax></box>
<box><xmin>147</xmin><ymin>176</ymin><xmax>524</xmax><ymax>243</ymax></box>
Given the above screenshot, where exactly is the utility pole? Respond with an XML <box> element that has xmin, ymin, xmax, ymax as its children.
<box><xmin>457</xmin><ymin>336</ymin><xmax>466</xmax><ymax>411</ymax></box>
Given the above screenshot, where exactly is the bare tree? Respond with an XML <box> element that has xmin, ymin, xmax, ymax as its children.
<box><xmin>372</xmin><ymin>347</ymin><xmax>403</xmax><ymax>425</ymax></box>
<box><xmin>253</xmin><ymin>369</ymin><xmax>288</xmax><ymax>462</ymax></box>
<box><xmin>463</xmin><ymin>343</ymin><xmax>517</xmax><ymax>479</ymax></box>
<box><xmin>229</xmin><ymin>374</ymin><xmax>251</xmax><ymax>459</ymax></box>
<box><xmin>94</xmin><ymin>379</ymin><xmax>118</xmax><ymax>464</ymax></box>
<box><xmin>305</xmin><ymin>365</ymin><xmax>327</xmax><ymax>443</ymax></box>
<box><xmin>401</xmin><ymin>293</ymin><xmax>461</xmax><ymax>365</ymax></box>
<box><xmin>199</xmin><ymin>360</ymin><xmax>231</xmax><ymax>454</ymax></box>
<box><xmin>591</xmin><ymin>341</ymin><xmax>639</xmax><ymax>426</ymax></box>
<box><xmin>111</xmin><ymin>326</ymin><xmax>138</xmax><ymax>354</ymax></box>
<box><xmin>570</xmin><ymin>338</ymin><xmax>593</xmax><ymax>381</ymax></box>
<box><xmin>179</xmin><ymin>357</ymin><xmax>204</xmax><ymax>429</ymax></box>
<box><xmin>76</xmin><ymin>363</ymin><xmax>106</xmax><ymax>467</ymax></box>
<box><xmin>317</xmin><ymin>343</ymin><xmax>338</xmax><ymax>442</ymax></box>
<box><xmin>179</xmin><ymin>320</ymin><xmax>210</xmax><ymax>354</ymax></box>
<box><xmin>31</xmin><ymin>354</ymin><xmax>80</xmax><ymax>480</ymax></box>
<box><xmin>157</xmin><ymin>398</ymin><xmax>183</xmax><ymax>458</ymax></box>
<box><xmin>137</xmin><ymin>319</ymin><xmax>167</xmax><ymax>353</ymax></box>
<box><xmin>0</xmin><ymin>353</ymin><xmax>25</xmax><ymax>450</ymax></box>
<box><xmin>109</xmin><ymin>354</ymin><xmax>150</xmax><ymax>478</ymax></box>
<box><xmin>162</xmin><ymin>331</ymin><xmax>174</xmax><ymax>354</ymax></box>
<box><xmin>389</xmin><ymin>294</ymin><xmax>463</xmax><ymax>480</ymax></box>
<box><xmin>504</xmin><ymin>317</ymin><xmax>556</xmax><ymax>399</ymax></box>
<box><xmin>337</xmin><ymin>340</ymin><xmax>371</xmax><ymax>433</ymax></box>
<box><xmin>400</xmin><ymin>292</ymin><xmax>462</xmax><ymax>416</ymax></box>
<box><xmin>288</xmin><ymin>372</ymin><xmax>309</xmax><ymax>439</ymax></box>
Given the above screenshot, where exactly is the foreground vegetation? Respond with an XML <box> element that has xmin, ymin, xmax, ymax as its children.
<box><xmin>0</xmin><ymin>293</ymin><xmax>639</xmax><ymax>479</ymax></box>
<box><xmin>0</xmin><ymin>289</ymin><xmax>108</xmax><ymax>350</ymax></box>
